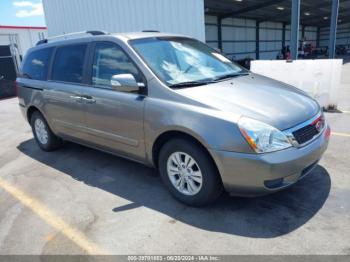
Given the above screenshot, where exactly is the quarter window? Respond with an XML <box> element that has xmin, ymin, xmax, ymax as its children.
<box><xmin>92</xmin><ymin>42</ymin><xmax>141</xmax><ymax>89</ymax></box>
<box><xmin>21</xmin><ymin>47</ymin><xmax>53</xmax><ymax>81</ymax></box>
<box><xmin>52</xmin><ymin>44</ymin><xmax>87</xmax><ymax>84</ymax></box>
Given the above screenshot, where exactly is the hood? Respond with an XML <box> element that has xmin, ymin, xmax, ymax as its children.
<box><xmin>175</xmin><ymin>73</ymin><xmax>320</xmax><ymax>130</ymax></box>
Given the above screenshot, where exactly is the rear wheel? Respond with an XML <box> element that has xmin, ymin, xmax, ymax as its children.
<box><xmin>158</xmin><ymin>138</ymin><xmax>223</xmax><ymax>206</ymax></box>
<box><xmin>30</xmin><ymin>111</ymin><xmax>62</xmax><ymax>151</ymax></box>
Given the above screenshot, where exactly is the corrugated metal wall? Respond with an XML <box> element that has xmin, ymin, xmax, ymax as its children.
<box><xmin>42</xmin><ymin>0</ymin><xmax>205</xmax><ymax>41</ymax></box>
<box><xmin>259</xmin><ymin>21</ymin><xmax>283</xmax><ymax>60</ymax></box>
<box><xmin>206</xmin><ymin>15</ymin><xmax>257</xmax><ymax>59</ymax></box>
<box><xmin>205</xmin><ymin>15</ymin><xmax>219</xmax><ymax>49</ymax></box>
<box><xmin>205</xmin><ymin>15</ymin><xmax>317</xmax><ymax>60</ymax></box>
<box><xmin>320</xmin><ymin>23</ymin><xmax>350</xmax><ymax>47</ymax></box>
<box><xmin>221</xmin><ymin>17</ymin><xmax>256</xmax><ymax>59</ymax></box>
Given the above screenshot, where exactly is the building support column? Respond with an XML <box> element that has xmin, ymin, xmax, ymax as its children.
<box><xmin>301</xmin><ymin>25</ymin><xmax>305</xmax><ymax>40</ymax></box>
<box><xmin>218</xmin><ymin>16</ymin><xmax>223</xmax><ymax>52</ymax></box>
<box><xmin>316</xmin><ymin>27</ymin><xmax>321</xmax><ymax>48</ymax></box>
<box><xmin>329</xmin><ymin>0</ymin><xmax>339</xmax><ymax>58</ymax></box>
<box><xmin>256</xmin><ymin>21</ymin><xmax>260</xmax><ymax>60</ymax></box>
<box><xmin>291</xmin><ymin>0</ymin><xmax>301</xmax><ymax>60</ymax></box>
<box><xmin>282</xmin><ymin>23</ymin><xmax>286</xmax><ymax>49</ymax></box>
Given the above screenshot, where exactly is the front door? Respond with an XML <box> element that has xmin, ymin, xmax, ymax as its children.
<box><xmin>83</xmin><ymin>41</ymin><xmax>146</xmax><ymax>161</ymax></box>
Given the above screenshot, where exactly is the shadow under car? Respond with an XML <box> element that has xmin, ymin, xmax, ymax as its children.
<box><xmin>17</xmin><ymin>139</ymin><xmax>331</xmax><ymax>238</ymax></box>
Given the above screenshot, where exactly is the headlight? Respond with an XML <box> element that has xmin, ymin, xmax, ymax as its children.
<box><xmin>238</xmin><ymin>117</ymin><xmax>292</xmax><ymax>153</ymax></box>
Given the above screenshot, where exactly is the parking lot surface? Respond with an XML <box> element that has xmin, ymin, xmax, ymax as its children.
<box><xmin>0</xmin><ymin>64</ymin><xmax>349</xmax><ymax>255</ymax></box>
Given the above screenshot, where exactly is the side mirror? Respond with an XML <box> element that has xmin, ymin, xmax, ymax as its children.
<box><xmin>110</xmin><ymin>74</ymin><xmax>142</xmax><ymax>93</ymax></box>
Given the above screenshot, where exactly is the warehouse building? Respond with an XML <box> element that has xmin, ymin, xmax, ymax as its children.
<box><xmin>0</xmin><ymin>25</ymin><xmax>47</xmax><ymax>98</ymax></box>
<box><xmin>0</xmin><ymin>25</ymin><xmax>47</xmax><ymax>57</ymax></box>
<box><xmin>42</xmin><ymin>0</ymin><xmax>350</xmax><ymax>61</ymax></box>
<box><xmin>205</xmin><ymin>0</ymin><xmax>350</xmax><ymax>60</ymax></box>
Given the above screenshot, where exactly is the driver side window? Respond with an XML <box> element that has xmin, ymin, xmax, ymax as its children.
<box><xmin>92</xmin><ymin>42</ymin><xmax>142</xmax><ymax>90</ymax></box>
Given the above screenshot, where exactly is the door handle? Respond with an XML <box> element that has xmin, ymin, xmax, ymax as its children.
<box><xmin>81</xmin><ymin>95</ymin><xmax>96</xmax><ymax>104</ymax></box>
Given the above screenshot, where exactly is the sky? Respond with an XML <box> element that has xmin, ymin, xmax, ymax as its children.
<box><xmin>0</xmin><ymin>0</ymin><xmax>46</xmax><ymax>27</ymax></box>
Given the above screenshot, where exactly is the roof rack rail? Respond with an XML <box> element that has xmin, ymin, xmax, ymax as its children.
<box><xmin>86</xmin><ymin>30</ymin><xmax>107</xmax><ymax>36</ymax></box>
<box><xmin>142</xmin><ymin>30</ymin><xmax>160</xmax><ymax>33</ymax></box>
<box><xmin>36</xmin><ymin>30</ymin><xmax>108</xmax><ymax>45</ymax></box>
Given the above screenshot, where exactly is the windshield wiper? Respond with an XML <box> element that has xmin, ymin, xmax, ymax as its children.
<box><xmin>168</xmin><ymin>80</ymin><xmax>215</xmax><ymax>89</ymax></box>
<box><xmin>168</xmin><ymin>72</ymin><xmax>250</xmax><ymax>88</ymax></box>
<box><xmin>213</xmin><ymin>72</ymin><xmax>250</xmax><ymax>81</ymax></box>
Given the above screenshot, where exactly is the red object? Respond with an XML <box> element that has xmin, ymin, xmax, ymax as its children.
<box><xmin>0</xmin><ymin>25</ymin><xmax>46</xmax><ymax>30</ymax></box>
<box><xmin>286</xmin><ymin>51</ymin><xmax>292</xmax><ymax>60</ymax></box>
<box><xmin>311</xmin><ymin>115</ymin><xmax>325</xmax><ymax>132</ymax></box>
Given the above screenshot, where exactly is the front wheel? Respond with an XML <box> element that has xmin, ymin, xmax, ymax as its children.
<box><xmin>158</xmin><ymin>139</ymin><xmax>223</xmax><ymax>206</ymax></box>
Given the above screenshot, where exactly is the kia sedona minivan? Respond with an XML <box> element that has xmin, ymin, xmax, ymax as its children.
<box><xmin>17</xmin><ymin>31</ymin><xmax>330</xmax><ymax>206</ymax></box>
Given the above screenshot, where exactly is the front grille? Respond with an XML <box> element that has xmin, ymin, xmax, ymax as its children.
<box><xmin>292</xmin><ymin>124</ymin><xmax>319</xmax><ymax>144</ymax></box>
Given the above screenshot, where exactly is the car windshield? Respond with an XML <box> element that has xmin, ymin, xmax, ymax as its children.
<box><xmin>130</xmin><ymin>37</ymin><xmax>246</xmax><ymax>87</ymax></box>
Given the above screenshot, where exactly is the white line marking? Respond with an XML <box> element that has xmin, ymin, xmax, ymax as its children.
<box><xmin>332</xmin><ymin>132</ymin><xmax>350</xmax><ymax>138</ymax></box>
<box><xmin>0</xmin><ymin>177</ymin><xmax>108</xmax><ymax>255</ymax></box>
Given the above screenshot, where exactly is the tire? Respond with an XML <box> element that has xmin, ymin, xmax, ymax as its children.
<box><xmin>30</xmin><ymin>111</ymin><xmax>62</xmax><ymax>151</ymax></box>
<box><xmin>158</xmin><ymin>138</ymin><xmax>223</xmax><ymax>206</ymax></box>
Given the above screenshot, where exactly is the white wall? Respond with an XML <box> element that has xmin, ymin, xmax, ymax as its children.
<box><xmin>0</xmin><ymin>27</ymin><xmax>47</xmax><ymax>56</ymax></box>
<box><xmin>42</xmin><ymin>0</ymin><xmax>205</xmax><ymax>41</ymax></box>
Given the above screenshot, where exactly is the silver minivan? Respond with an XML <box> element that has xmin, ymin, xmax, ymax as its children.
<box><xmin>17</xmin><ymin>31</ymin><xmax>330</xmax><ymax>206</ymax></box>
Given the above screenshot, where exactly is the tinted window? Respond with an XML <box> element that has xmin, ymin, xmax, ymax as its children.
<box><xmin>92</xmin><ymin>42</ymin><xmax>141</xmax><ymax>89</ymax></box>
<box><xmin>52</xmin><ymin>44</ymin><xmax>87</xmax><ymax>83</ymax></box>
<box><xmin>22</xmin><ymin>47</ymin><xmax>53</xmax><ymax>80</ymax></box>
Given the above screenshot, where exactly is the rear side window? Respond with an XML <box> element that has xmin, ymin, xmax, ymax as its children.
<box><xmin>22</xmin><ymin>47</ymin><xmax>53</xmax><ymax>80</ymax></box>
<box><xmin>51</xmin><ymin>44</ymin><xmax>87</xmax><ymax>84</ymax></box>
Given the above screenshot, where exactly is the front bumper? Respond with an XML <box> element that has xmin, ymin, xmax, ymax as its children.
<box><xmin>210</xmin><ymin>125</ymin><xmax>330</xmax><ymax>196</ymax></box>
<box><xmin>19</xmin><ymin>103</ymin><xmax>27</xmax><ymax>120</ymax></box>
